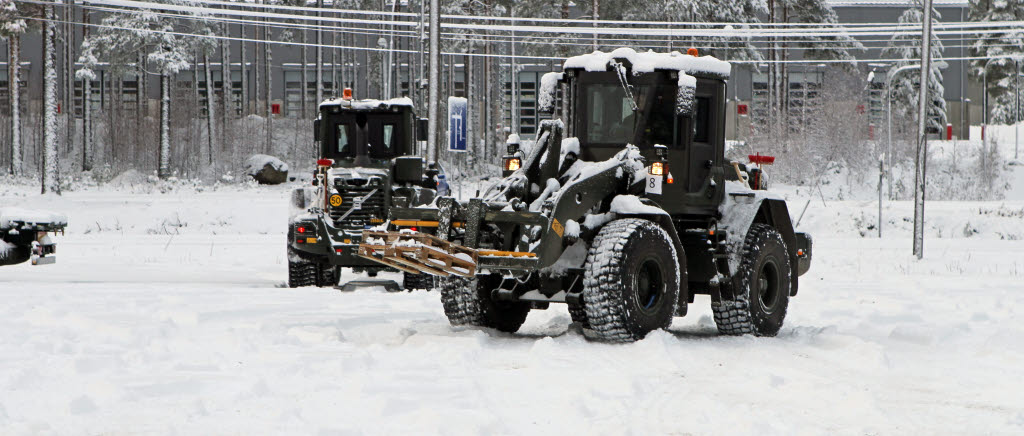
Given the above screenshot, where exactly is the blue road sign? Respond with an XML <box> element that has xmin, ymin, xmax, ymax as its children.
<box><xmin>448</xmin><ymin>97</ymin><xmax>467</xmax><ymax>153</ymax></box>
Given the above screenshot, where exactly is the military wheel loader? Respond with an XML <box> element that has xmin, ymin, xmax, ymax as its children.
<box><xmin>359</xmin><ymin>48</ymin><xmax>812</xmax><ymax>342</ymax></box>
<box><xmin>288</xmin><ymin>94</ymin><xmax>446</xmax><ymax>291</ymax></box>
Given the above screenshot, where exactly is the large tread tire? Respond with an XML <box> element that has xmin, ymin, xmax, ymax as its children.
<box><xmin>316</xmin><ymin>264</ymin><xmax>339</xmax><ymax>288</ymax></box>
<box><xmin>439</xmin><ymin>274</ymin><xmax>530</xmax><ymax>333</ymax></box>
<box><xmin>712</xmin><ymin>224</ymin><xmax>791</xmax><ymax>337</ymax></box>
<box><xmin>287</xmin><ymin>246</ymin><xmax>317</xmax><ymax>288</ymax></box>
<box><xmin>403</xmin><ymin>272</ymin><xmax>433</xmax><ymax>291</ymax></box>
<box><xmin>582</xmin><ymin>218</ymin><xmax>680</xmax><ymax>343</ymax></box>
<box><xmin>567</xmin><ymin>302</ymin><xmax>590</xmax><ymax>329</ymax></box>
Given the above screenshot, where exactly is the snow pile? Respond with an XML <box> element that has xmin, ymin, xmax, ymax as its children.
<box><xmin>0</xmin><ymin>207</ymin><xmax>68</xmax><ymax>230</ymax></box>
<box><xmin>244</xmin><ymin>154</ymin><xmax>289</xmax><ymax>176</ymax></box>
<box><xmin>563</xmin><ymin>47</ymin><xmax>731</xmax><ymax>78</ymax></box>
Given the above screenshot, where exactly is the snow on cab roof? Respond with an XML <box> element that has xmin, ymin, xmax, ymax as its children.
<box><xmin>563</xmin><ymin>47</ymin><xmax>731</xmax><ymax>79</ymax></box>
<box><xmin>319</xmin><ymin>97</ymin><xmax>414</xmax><ymax>110</ymax></box>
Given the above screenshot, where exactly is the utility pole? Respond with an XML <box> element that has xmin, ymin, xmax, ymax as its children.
<box><xmin>1016</xmin><ymin>59</ymin><xmax>1020</xmax><ymax>160</ymax></box>
<box><xmin>592</xmin><ymin>0</ymin><xmax>599</xmax><ymax>51</ymax></box>
<box><xmin>427</xmin><ymin>0</ymin><xmax>440</xmax><ymax>163</ymax></box>
<box><xmin>912</xmin><ymin>0</ymin><xmax>934</xmax><ymax>260</ymax></box>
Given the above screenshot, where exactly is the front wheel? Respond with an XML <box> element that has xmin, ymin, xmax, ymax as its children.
<box><xmin>712</xmin><ymin>224</ymin><xmax>791</xmax><ymax>336</ymax></box>
<box><xmin>582</xmin><ymin>219</ymin><xmax>680</xmax><ymax>343</ymax></box>
<box><xmin>438</xmin><ymin>274</ymin><xmax>530</xmax><ymax>333</ymax></box>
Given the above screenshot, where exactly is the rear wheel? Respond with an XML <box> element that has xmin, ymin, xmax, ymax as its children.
<box><xmin>316</xmin><ymin>263</ymin><xmax>339</xmax><ymax>288</ymax></box>
<box><xmin>582</xmin><ymin>219</ymin><xmax>680</xmax><ymax>343</ymax></box>
<box><xmin>439</xmin><ymin>274</ymin><xmax>530</xmax><ymax>333</ymax></box>
<box><xmin>287</xmin><ymin>246</ymin><xmax>317</xmax><ymax>288</ymax></box>
<box><xmin>712</xmin><ymin>224</ymin><xmax>791</xmax><ymax>336</ymax></box>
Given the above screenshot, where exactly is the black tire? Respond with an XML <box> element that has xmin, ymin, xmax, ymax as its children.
<box><xmin>287</xmin><ymin>246</ymin><xmax>317</xmax><ymax>288</ymax></box>
<box><xmin>712</xmin><ymin>224</ymin><xmax>791</xmax><ymax>337</ymax></box>
<box><xmin>582</xmin><ymin>218</ymin><xmax>680</xmax><ymax>343</ymax></box>
<box><xmin>438</xmin><ymin>274</ymin><xmax>530</xmax><ymax>333</ymax></box>
<box><xmin>567</xmin><ymin>301</ymin><xmax>590</xmax><ymax>329</ymax></box>
<box><xmin>403</xmin><ymin>272</ymin><xmax>433</xmax><ymax>291</ymax></box>
<box><xmin>316</xmin><ymin>263</ymin><xmax>339</xmax><ymax>288</ymax></box>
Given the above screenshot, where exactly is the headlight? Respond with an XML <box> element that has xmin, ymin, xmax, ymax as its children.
<box><xmin>504</xmin><ymin>157</ymin><xmax>521</xmax><ymax>172</ymax></box>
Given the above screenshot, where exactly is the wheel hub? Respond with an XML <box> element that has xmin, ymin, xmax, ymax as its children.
<box><xmin>758</xmin><ymin>258</ymin><xmax>780</xmax><ymax>313</ymax></box>
<box><xmin>634</xmin><ymin>258</ymin><xmax>665</xmax><ymax>312</ymax></box>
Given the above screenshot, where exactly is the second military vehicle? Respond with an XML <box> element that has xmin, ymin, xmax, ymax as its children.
<box><xmin>288</xmin><ymin>92</ymin><xmax>445</xmax><ymax>290</ymax></box>
<box><xmin>1</xmin><ymin>208</ymin><xmax>65</xmax><ymax>267</ymax></box>
<box><xmin>359</xmin><ymin>48</ymin><xmax>812</xmax><ymax>342</ymax></box>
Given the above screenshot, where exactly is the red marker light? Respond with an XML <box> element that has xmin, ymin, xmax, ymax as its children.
<box><xmin>410</xmin><ymin>226</ymin><xmax>418</xmax><ymax>232</ymax></box>
<box><xmin>297</xmin><ymin>226</ymin><xmax>306</xmax><ymax>234</ymax></box>
<box><xmin>748</xmin><ymin>154</ymin><xmax>776</xmax><ymax>165</ymax></box>
<box><xmin>317</xmin><ymin>159</ymin><xmax>334</xmax><ymax>167</ymax></box>
<box><xmin>296</xmin><ymin>239</ymin><xmax>304</xmax><ymax>244</ymax></box>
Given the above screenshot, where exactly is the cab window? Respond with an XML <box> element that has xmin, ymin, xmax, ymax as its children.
<box><xmin>369</xmin><ymin>119</ymin><xmax>401</xmax><ymax>159</ymax></box>
<box><xmin>337</xmin><ymin>124</ymin><xmax>354</xmax><ymax>155</ymax></box>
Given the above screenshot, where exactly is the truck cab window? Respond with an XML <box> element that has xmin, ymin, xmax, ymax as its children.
<box><xmin>337</xmin><ymin>124</ymin><xmax>353</xmax><ymax>155</ymax></box>
<box><xmin>382</xmin><ymin>124</ymin><xmax>395</xmax><ymax>152</ymax></box>
<box><xmin>693</xmin><ymin>97</ymin><xmax>711</xmax><ymax>144</ymax></box>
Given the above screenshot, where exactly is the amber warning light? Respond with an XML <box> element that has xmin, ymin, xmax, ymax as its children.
<box><xmin>504</xmin><ymin>157</ymin><xmax>521</xmax><ymax>172</ymax></box>
<box><xmin>343</xmin><ymin>88</ymin><xmax>353</xmax><ymax>100</ymax></box>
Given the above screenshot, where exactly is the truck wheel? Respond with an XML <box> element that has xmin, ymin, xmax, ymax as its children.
<box><xmin>582</xmin><ymin>218</ymin><xmax>679</xmax><ymax>343</ymax></box>
<box><xmin>439</xmin><ymin>274</ymin><xmax>530</xmax><ymax>333</ymax></box>
<box><xmin>316</xmin><ymin>264</ymin><xmax>339</xmax><ymax>288</ymax></box>
<box><xmin>712</xmin><ymin>224</ymin><xmax>791</xmax><ymax>337</ymax></box>
<box><xmin>567</xmin><ymin>302</ymin><xmax>590</xmax><ymax>329</ymax></box>
<box><xmin>403</xmin><ymin>272</ymin><xmax>433</xmax><ymax>291</ymax></box>
<box><xmin>287</xmin><ymin>247</ymin><xmax>317</xmax><ymax>288</ymax></box>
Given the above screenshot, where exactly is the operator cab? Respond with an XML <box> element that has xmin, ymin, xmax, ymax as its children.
<box><xmin>315</xmin><ymin>95</ymin><xmax>425</xmax><ymax>167</ymax></box>
<box><xmin>554</xmin><ymin>48</ymin><xmax>731</xmax><ymax>215</ymax></box>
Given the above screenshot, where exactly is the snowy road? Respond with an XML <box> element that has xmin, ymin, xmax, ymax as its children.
<box><xmin>1</xmin><ymin>185</ymin><xmax>1023</xmax><ymax>434</ymax></box>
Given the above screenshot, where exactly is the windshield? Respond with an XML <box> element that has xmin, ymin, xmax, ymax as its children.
<box><xmin>323</xmin><ymin>113</ymin><xmax>406</xmax><ymax>160</ymax></box>
<box><xmin>582</xmin><ymin>82</ymin><xmax>676</xmax><ymax>147</ymax></box>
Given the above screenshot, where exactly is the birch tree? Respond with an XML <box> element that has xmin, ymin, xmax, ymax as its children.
<box><xmin>0</xmin><ymin>0</ymin><xmax>26</xmax><ymax>176</ymax></box>
<box><xmin>42</xmin><ymin>3</ymin><xmax>60</xmax><ymax>194</ymax></box>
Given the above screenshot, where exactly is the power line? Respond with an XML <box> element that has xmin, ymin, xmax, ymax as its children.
<box><xmin>26</xmin><ymin>14</ymin><xmax>1024</xmax><ymax>67</ymax></box>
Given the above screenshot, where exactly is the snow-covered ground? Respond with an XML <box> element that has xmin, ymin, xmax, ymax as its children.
<box><xmin>1</xmin><ymin>176</ymin><xmax>1023</xmax><ymax>435</ymax></box>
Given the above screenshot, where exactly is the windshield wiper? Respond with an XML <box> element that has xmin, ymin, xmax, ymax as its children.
<box><xmin>611</xmin><ymin>61</ymin><xmax>639</xmax><ymax>112</ymax></box>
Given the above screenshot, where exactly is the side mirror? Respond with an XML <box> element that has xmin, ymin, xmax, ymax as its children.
<box><xmin>313</xmin><ymin>119</ymin><xmax>322</xmax><ymax>142</ymax></box>
<box><xmin>538</xmin><ymin>72</ymin><xmax>564</xmax><ymax>115</ymax></box>
<box><xmin>676</xmin><ymin>76</ymin><xmax>696</xmax><ymax>117</ymax></box>
<box><xmin>394</xmin><ymin>156</ymin><xmax>425</xmax><ymax>183</ymax></box>
<box><xmin>416</xmin><ymin>118</ymin><xmax>429</xmax><ymax>141</ymax></box>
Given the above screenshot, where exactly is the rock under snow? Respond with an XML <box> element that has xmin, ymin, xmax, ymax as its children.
<box><xmin>245</xmin><ymin>154</ymin><xmax>290</xmax><ymax>185</ymax></box>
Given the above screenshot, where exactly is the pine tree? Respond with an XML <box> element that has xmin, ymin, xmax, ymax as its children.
<box><xmin>0</xmin><ymin>0</ymin><xmax>26</xmax><ymax>176</ymax></box>
<box><xmin>969</xmin><ymin>0</ymin><xmax>1024</xmax><ymax>125</ymax></box>
<box><xmin>77</xmin><ymin>0</ymin><xmax>202</xmax><ymax>178</ymax></box>
<box><xmin>883</xmin><ymin>0</ymin><xmax>947</xmax><ymax>134</ymax></box>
